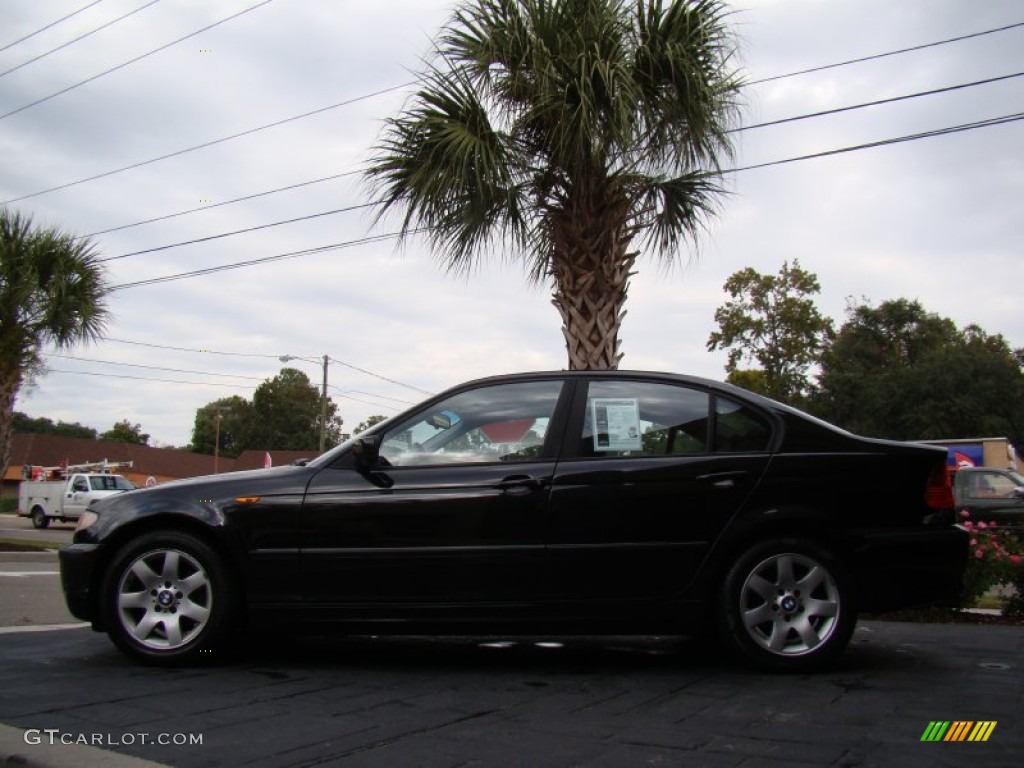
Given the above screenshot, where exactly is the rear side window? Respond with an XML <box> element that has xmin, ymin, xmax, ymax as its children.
<box><xmin>715</xmin><ymin>397</ymin><xmax>772</xmax><ymax>452</ymax></box>
<box><xmin>577</xmin><ymin>381</ymin><xmax>710</xmax><ymax>457</ymax></box>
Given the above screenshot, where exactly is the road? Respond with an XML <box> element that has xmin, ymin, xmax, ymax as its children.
<box><xmin>0</xmin><ymin>512</ymin><xmax>77</xmax><ymax>547</ymax></box>
<box><xmin>0</xmin><ymin>518</ymin><xmax>1021</xmax><ymax>767</ymax></box>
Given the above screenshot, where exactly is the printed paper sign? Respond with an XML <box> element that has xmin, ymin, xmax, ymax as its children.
<box><xmin>590</xmin><ymin>398</ymin><xmax>641</xmax><ymax>451</ymax></box>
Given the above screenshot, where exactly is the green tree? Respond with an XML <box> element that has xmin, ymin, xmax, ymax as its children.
<box><xmin>353</xmin><ymin>414</ymin><xmax>387</xmax><ymax>434</ymax></box>
<box><xmin>246</xmin><ymin>368</ymin><xmax>344</xmax><ymax>452</ymax></box>
<box><xmin>11</xmin><ymin>411</ymin><xmax>97</xmax><ymax>439</ymax></box>
<box><xmin>812</xmin><ymin>299</ymin><xmax>1024</xmax><ymax>444</ymax></box>
<box><xmin>366</xmin><ymin>0</ymin><xmax>742</xmax><ymax>369</ymax></box>
<box><xmin>100</xmin><ymin>419</ymin><xmax>150</xmax><ymax>445</ymax></box>
<box><xmin>0</xmin><ymin>208</ymin><xmax>109</xmax><ymax>481</ymax></box>
<box><xmin>706</xmin><ymin>261</ymin><xmax>833</xmax><ymax>403</ymax></box>
<box><xmin>189</xmin><ymin>396</ymin><xmax>251</xmax><ymax>458</ymax></box>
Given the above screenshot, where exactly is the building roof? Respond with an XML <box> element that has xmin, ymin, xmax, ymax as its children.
<box><xmin>4</xmin><ymin>434</ymin><xmax>220</xmax><ymax>482</ymax></box>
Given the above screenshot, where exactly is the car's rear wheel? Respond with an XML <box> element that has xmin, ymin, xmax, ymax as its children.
<box><xmin>717</xmin><ymin>538</ymin><xmax>856</xmax><ymax>671</ymax></box>
<box><xmin>102</xmin><ymin>530</ymin><xmax>236</xmax><ymax>665</ymax></box>
<box><xmin>31</xmin><ymin>506</ymin><xmax>49</xmax><ymax>529</ymax></box>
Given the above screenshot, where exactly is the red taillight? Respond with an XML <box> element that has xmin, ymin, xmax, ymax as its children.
<box><xmin>925</xmin><ymin>463</ymin><xmax>954</xmax><ymax>509</ymax></box>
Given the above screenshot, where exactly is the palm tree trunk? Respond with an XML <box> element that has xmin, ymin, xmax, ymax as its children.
<box><xmin>0</xmin><ymin>371</ymin><xmax>21</xmax><ymax>484</ymax></box>
<box><xmin>548</xmin><ymin>210</ymin><xmax>636</xmax><ymax>369</ymax></box>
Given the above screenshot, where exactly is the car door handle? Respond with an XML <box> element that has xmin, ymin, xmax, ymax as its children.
<box><xmin>696</xmin><ymin>470</ymin><xmax>747</xmax><ymax>489</ymax></box>
<box><xmin>495</xmin><ymin>475</ymin><xmax>546</xmax><ymax>494</ymax></box>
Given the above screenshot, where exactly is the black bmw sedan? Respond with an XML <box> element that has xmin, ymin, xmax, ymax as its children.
<box><xmin>60</xmin><ymin>371</ymin><xmax>968</xmax><ymax>670</ymax></box>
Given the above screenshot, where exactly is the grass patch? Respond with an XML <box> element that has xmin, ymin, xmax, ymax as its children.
<box><xmin>0</xmin><ymin>498</ymin><xmax>18</xmax><ymax>515</ymax></box>
<box><xmin>0</xmin><ymin>538</ymin><xmax>63</xmax><ymax>552</ymax></box>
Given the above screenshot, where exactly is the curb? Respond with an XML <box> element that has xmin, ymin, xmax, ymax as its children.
<box><xmin>0</xmin><ymin>725</ymin><xmax>170</xmax><ymax>768</ymax></box>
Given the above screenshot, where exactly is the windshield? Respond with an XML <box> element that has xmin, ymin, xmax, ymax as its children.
<box><xmin>89</xmin><ymin>475</ymin><xmax>135</xmax><ymax>491</ymax></box>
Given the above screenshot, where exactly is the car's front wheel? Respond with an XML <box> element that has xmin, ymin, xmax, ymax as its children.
<box><xmin>717</xmin><ymin>538</ymin><xmax>856</xmax><ymax>671</ymax></box>
<box><xmin>102</xmin><ymin>530</ymin><xmax>237</xmax><ymax>664</ymax></box>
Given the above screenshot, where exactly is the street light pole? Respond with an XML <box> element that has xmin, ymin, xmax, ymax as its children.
<box><xmin>320</xmin><ymin>354</ymin><xmax>328</xmax><ymax>454</ymax></box>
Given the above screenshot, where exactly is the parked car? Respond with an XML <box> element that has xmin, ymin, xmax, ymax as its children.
<box><xmin>60</xmin><ymin>371</ymin><xmax>968</xmax><ymax>670</ymax></box>
<box><xmin>952</xmin><ymin>466</ymin><xmax>1024</xmax><ymax>525</ymax></box>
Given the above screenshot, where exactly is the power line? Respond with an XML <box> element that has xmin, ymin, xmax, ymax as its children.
<box><xmin>85</xmin><ymin>170</ymin><xmax>360</xmax><ymax>236</ymax></box>
<box><xmin>101</xmin><ymin>337</ymin><xmax>432</xmax><ymax>397</ymax></box>
<box><xmin>45</xmin><ymin>353</ymin><xmax>266</xmax><ymax>381</ymax></box>
<box><xmin>327</xmin><ymin>357</ymin><xmax>434</xmax><ymax>396</ymax></box>
<box><xmin>0</xmin><ymin>1</ymin><xmax>162</xmax><ymax>80</ymax></box>
<box><xmin>45</xmin><ymin>368</ymin><xmax>252</xmax><ymax>389</ymax></box>
<box><xmin>0</xmin><ymin>1</ymin><xmax>106</xmax><ymax>54</ymax></box>
<box><xmin>0</xmin><ymin>0</ymin><xmax>277</xmax><ymax>123</ymax></box>
<box><xmin>747</xmin><ymin>20</ymin><xmax>1024</xmax><ymax>86</ymax></box>
<box><xmin>99</xmin><ymin>202</ymin><xmax>375</xmax><ymax>262</ymax></box>
<box><xmin>108</xmin><ymin>231</ymin><xmax>405</xmax><ymax>289</ymax></box>
<box><xmin>6</xmin><ymin>19</ymin><xmax>1019</xmax><ymax>207</ymax></box>
<box><xmin>94</xmin><ymin>70</ymin><xmax>1024</xmax><ymax>262</ymax></box>
<box><xmin>733</xmin><ymin>71</ymin><xmax>1024</xmax><ymax>133</ymax></box>
<box><xmin>105</xmin><ymin>337</ymin><xmax>280</xmax><ymax>359</ymax></box>
<box><xmin>728</xmin><ymin>111</ymin><xmax>1024</xmax><ymax>174</ymax></box>
<box><xmin>0</xmin><ymin>83</ymin><xmax>411</xmax><ymax>205</ymax></box>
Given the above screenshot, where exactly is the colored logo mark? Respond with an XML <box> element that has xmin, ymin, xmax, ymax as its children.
<box><xmin>920</xmin><ymin>721</ymin><xmax>996</xmax><ymax>742</ymax></box>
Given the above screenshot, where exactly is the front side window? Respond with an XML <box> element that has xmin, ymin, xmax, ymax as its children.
<box><xmin>379</xmin><ymin>380</ymin><xmax>563</xmax><ymax>466</ymax></box>
<box><xmin>578</xmin><ymin>381</ymin><xmax>710</xmax><ymax>457</ymax></box>
<box><xmin>89</xmin><ymin>475</ymin><xmax>135</xmax><ymax>491</ymax></box>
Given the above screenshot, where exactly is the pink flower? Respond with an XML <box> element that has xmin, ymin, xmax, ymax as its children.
<box><xmin>977</xmin><ymin>521</ymin><xmax>988</xmax><ymax>530</ymax></box>
<box><xmin>969</xmin><ymin>539</ymin><xmax>977</xmax><ymax>546</ymax></box>
<box><xmin>959</xmin><ymin>509</ymin><xmax>971</xmax><ymax>519</ymax></box>
<box><xmin>1011</xmin><ymin>555</ymin><xmax>1022</xmax><ymax>565</ymax></box>
<box><xmin>989</xmin><ymin>521</ymin><xmax>997</xmax><ymax>527</ymax></box>
<box><xmin>975</xmin><ymin>549</ymin><xmax>985</xmax><ymax>559</ymax></box>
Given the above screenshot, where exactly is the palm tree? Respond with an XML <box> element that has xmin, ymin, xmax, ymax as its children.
<box><xmin>0</xmin><ymin>208</ymin><xmax>110</xmax><ymax>479</ymax></box>
<box><xmin>366</xmin><ymin>0</ymin><xmax>742</xmax><ymax>369</ymax></box>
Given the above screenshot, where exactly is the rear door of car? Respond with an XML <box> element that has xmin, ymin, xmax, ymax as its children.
<box><xmin>958</xmin><ymin>469</ymin><xmax>1024</xmax><ymax>523</ymax></box>
<box><xmin>545</xmin><ymin>377</ymin><xmax>773</xmax><ymax>603</ymax></box>
<box><xmin>300</xmin><ymin>377</ymin><xmax>572</xmax><ymax>611</ymax></box>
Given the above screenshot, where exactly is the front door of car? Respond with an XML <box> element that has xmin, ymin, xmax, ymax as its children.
<box><xmin>546</xmin><ymin>379</ymin><xmax>773</xmax><ymax>604</ymax></box>
<box><xmin>64</xmin><ymin>475</ymin><xmax>91</xmax><ymax>518</ymax></box>
<box><xmin>300</xmin><ymin>379</ymin><xmax>569</xmax><ymax>612</ymax></box>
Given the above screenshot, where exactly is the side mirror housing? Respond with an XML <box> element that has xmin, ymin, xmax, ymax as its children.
<box><xmin>1012</xmin><ymin>486</ymin><xmax>1024</xmax><ymax>500</ymax></box>
<box><xmin>351</xmin><ymin>434</ymin><xmax>382</xmax><ymax>470</ymax></box>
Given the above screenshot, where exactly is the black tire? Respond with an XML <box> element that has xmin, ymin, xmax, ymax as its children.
<box><xmin>101</xmin><ymin>530</ymin><xmax>238</xmax><ymax>665</ymax></box>
<box><xmin>717</xmin><ymin>538</ymin><xmax>856</xmax><ymax>671</ymax></box>
<box><xmin>31</xmin><ymin>507</ymin><xmax>49</xmax><ymax>529</ymax></box>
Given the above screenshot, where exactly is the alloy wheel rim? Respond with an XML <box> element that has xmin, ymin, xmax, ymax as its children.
<box><xmin>738</xmin><ymin>552</ymin><xmax>840</xmax><ymax>657</ymax></box>
<box><xmin>116</xmin><ymin>548</ymin><xmax>212</xmax><ymax>650</ymax></box>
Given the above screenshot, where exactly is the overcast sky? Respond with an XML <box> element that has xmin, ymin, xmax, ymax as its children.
<box><xmin>2</xmin><ymin>0</ymin><xmax>1022</xmax><ymax>449</ymax></box>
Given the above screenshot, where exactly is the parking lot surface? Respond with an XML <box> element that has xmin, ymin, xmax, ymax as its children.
<box><xmin>0</xmin><ymin>615</ymin><xmax>1021</xmax><ymax>768</ymax></box>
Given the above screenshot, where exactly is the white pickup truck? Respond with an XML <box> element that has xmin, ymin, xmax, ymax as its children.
<box><xmin>18</xmin><ymin>471</ymin><xmax>135</xmax><ymax>528</ymax></box>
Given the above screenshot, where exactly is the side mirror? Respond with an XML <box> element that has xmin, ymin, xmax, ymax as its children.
<box><xmin>351</xmin><ymin>434</ymin><xmax>382</xmax><ymax>470</ymax></box>
<box><xmin>1012</xmin><ymin>486</ymin><xmax>1024</xmax><ymax>499</ymax></box>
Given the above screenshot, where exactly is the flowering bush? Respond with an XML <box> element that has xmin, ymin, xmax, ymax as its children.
<box><xmin>958</xmin><ymin>510</ymin><xmax>1024</xmax><ymax>614</ymax></box>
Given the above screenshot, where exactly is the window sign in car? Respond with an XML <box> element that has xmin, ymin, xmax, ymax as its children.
<box><xmin>590</xmin><ymin>398</ymin><xmax>641</xmax><ymax>451</ymax></box>
<box><xmin>380</xmin><ymin>380</ymin><xmax>563</xmax><ymax>466</ymax></box>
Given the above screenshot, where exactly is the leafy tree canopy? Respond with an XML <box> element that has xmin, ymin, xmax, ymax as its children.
<box><xmin>707</xmin><ymin>260</ymin><xmax>833</xmax><ymax>403</ymax></box>
<box><xmin>811</xmin><ymin>299</ymin><xmax>1024</xmax><ymax>445</ymax></box>
<box><xmin>100</xmin><ymin>419</ymin><xmax>150</xmax><ymax>445</ymax></box>
<box><xmin>353</xmin><ymin>415</ymin><xmax>387</xmax><ymax>434</ymax></box>
<box><xmin>190</xmin><ymin>370</ymin><xmax>344</xmax><ymax>455</ymax></box>
<box><xmin>11</xmin><ymin>411</ymin><xmax>98</xmax><ymax>439</ymax></box>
